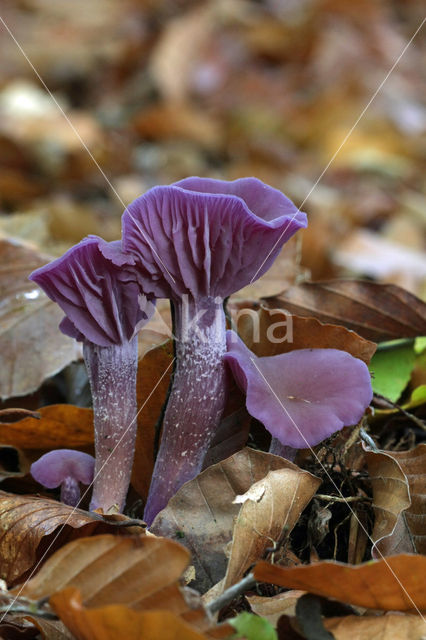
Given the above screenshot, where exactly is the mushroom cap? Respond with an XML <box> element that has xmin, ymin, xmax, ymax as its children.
<box><xmin>31</xmin><ymin>449</ymin><xmax>95</xmax><ymax>489</ymax></box>
<box><xmin>119</xmin><ymin>177</ymin><xmax>307</xmax><ymax>299</ymax></box>
<box><xmin>224</xmin><ymin>331</ymin><xmax>373</xmax><ymax>449</ymax></box>
<box><xmin>29</xmin><ymin>236</ymin><xmax>154</xmax><ymax>347</ymax></box>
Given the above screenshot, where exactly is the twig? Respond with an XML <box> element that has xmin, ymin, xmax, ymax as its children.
<box><xmin>373</xmin><ymin>392</ymin><xmax>426</xmax><ymax>432</ymax></box>
<box><xmin>315</xmin><ymin>494</ymin><xmax>372</xmax><ymax>503</ymax></box>
<box><xmin>360</xmin><ymin>427</ymin><xmax>379</xmax><ymax>452</ymax></box>
<box><xmin>206</xmin><ymin>573</ymin><xmax>256</xmax><ymax>615</ymax></box>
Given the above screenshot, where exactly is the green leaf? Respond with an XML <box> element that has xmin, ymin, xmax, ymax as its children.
<box><xmin>407</xmin><ymin>385</ymin><xmax>426</xmax><ymax>408</ymax></box>
<box><xmin>414</xmin><ymin>337</ymin><xmax>426</xmax><ymax>355</ymax></box>
<box><xmin>369</xmin><ymin>340</ymin><xmax>416</xmax><ymax>402</ymax></box>
<box><xmin>229</xmin><ymin>612</ymin><xmax>277</xmax><ymax>640</ymax></box>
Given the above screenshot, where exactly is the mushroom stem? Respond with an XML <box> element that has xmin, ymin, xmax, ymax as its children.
<box><xmin>269</xmin><ymin>437</ymin><xmax>297</xmax><ymax>462</ymax></box>
<box><xmin>84</xmin><ymin>336</ymin><xmax>138</xmax><ymax>513</ymax></box>
<box><xmin>60</xmin><ymin>476</ymin><xmax>81</xmax><ymax>507</ymax></box>
<box><xmin>144</xmin><ymin>296</ymin><xmax>227</xmax><ymax>525</ymax></box>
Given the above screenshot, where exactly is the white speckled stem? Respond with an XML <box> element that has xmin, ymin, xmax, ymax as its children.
<box><xmin>84</xmin><ymin>337</ymin><xmax>138</xmax><ymax>513</ymax></box>
<box><xmin>269</xmin><ymin>437</ymin><xmax>297</xmax><ymax>461</ymax></box>
<box><xmin>60</xmin><ymin>476</ymin><xmax>81</xmax><ymax>507</ymax></box>
<box><xmin>144</xmin><ymin>296</ymin><xmax>227</xmax><ymax>525</ymax></box>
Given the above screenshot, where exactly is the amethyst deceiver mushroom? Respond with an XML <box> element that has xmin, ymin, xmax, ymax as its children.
<box><xmin>31</xmin><ymin>449</ymin><xmax>95</xmax><ymax>507</ymax></box>
<box><xmin>29</xmin><ymin>236</ymin><xmax>154</xmax><ymax>513</ymax></box>
<box><xmin>110</xmin><ymin>177</ymin><xmax>307</xmax><ymax>523</ymax></box>
<box><xmin>224</xmin><ymin>331</ymin><xmax>373</xmax><ymax>454</ymax></box>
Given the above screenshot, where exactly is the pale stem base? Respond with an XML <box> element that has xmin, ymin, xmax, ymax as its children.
<box><xmin>84</xmin><ymin>337</ymin><xmax>138</xmax><ymax>513</ymax></box>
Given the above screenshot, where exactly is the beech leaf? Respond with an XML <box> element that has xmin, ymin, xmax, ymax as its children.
<box><xmin>254</xmin><ymin>554</ymin><xmax>426</xmax><ymax>612</ymax></box>
<box><xmin>0</xmin><ymin>405</ymin><xmax>94</xmax><ymax>449</ymax></box>
<box><xmin>264</xmin><ymin>280</ymin><xmax>426</xmax><ymax>343</ymax></box>
<box><xmin>152</xmin><ymin>448</ymin><xmax>320</xmax><ymax>594</ymax></box>
<box><xmin>0</xmin><ymin>491</ymin><xmax>138</xmax><ymax>585</ymax></box>
<box><xmin>366</xmin><ymin>443</ymin><xmax>426</xmax><ymax>556</ymax></box>
<box><xmin>0</xmin><ymin>238</ymin><xmax>80</xmax><ymax>400</ymax></box>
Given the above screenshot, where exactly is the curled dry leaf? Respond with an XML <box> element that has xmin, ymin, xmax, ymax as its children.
<box><xmin>324</xmin><ymin>614</ymin><xmax>426</xmax><ymax>640</ymax></box>
<box><xmin>0</xmin><ymin>492</ymin><xmax>137</xmax><ymax>585</ymax></box>
<box><xmin>50</xmin><ymin>588</ymin><xmax>214</xmax><ymax>640</ymax></box>
<box><xmin>0</xmin><ymin>405</ymin><xmax>93</xmax><ymax>449</ymax></box>
<box><xmin>152</xmin><ymin>448</ymin><xmax>320</xmax><ymax>594</ymax></box>
<box><xmin>223</xmin><ymin>468</ymin><xmax>320</xmax><ymax>590</ymax></box>
<box><xmin>365</xmin><ymin>443</ymin><xmax>426</xmax><ymax>557</ymax></box>
<box><xmin>254</xmin><ymin>554</ymin><xmax>426</xmax><ymax>612</ymax></box>
<box><xmin>264</xmin><ymin>280</ymin><xmax>426</xmax><ymax>343</ymax></box>
<box><xmin>237</xmin><ymin>305</ymin><xmax>376</xmax><ymax>364</ymax></box>
<box><xmin>0</xmin><ymin>238</ymin><xmax>80</xmax><ymax>400</ymax></box>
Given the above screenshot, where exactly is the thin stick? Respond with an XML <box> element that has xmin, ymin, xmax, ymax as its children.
<box><xmin>206</xmin><ymin>573</ymin><xmax>256</xmax><ymax>615</ymax></box>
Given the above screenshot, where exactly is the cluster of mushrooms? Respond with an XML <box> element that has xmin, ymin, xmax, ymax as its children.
<box><xmin>30</xmin><ymin>177</ymin><xmax>373</xmax><ymax>525</ymax></box>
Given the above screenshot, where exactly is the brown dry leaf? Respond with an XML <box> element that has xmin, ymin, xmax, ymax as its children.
<box><xmin>254</xmin><ymin>554</ymin><xmax>426</xmax><ymax>612</ymax></box>
<box><xmin>237</xmin><ymin>305</ymin><xmax>376</xmax><ymax>364</ymax></box>
<box><xmin>50</xmin><ymin>588</ymin><xmax>221</xmax><ymax>640</ymax></box>
<box><xmin>132</xmin><ymin>340</ymin><xmax>174</xmax><ymax>500</ymax></box>
<box><xmin>265</xmin><ymin>280</ymin><xmax>426</xmax><ymax>343</ymax></box>
<box><xmin>26</xmin><ymin>617</ymin><xmax>74</xmax><ymax>640</ymax></box>
<box><xmin>0</xmin><ymin>492</ymin><xmax>135</xmax><ymax>585</ymax></box>
<box><xmin>333</xmin><ymin>229</ymin><xmax>426</xmax><ymax>294</ymax></box>
<box><xmin>366</xmin><ymin>443</ymin><xmax>426</xmax><ymax>557</ymax></box>
<box><xmin>152</xmin><ymin>448</ymin><xmax>319</xmax><ymax>594</ymax></box>
<box><xmin>133</xmin><ymin>102</ymin><xmax>222</xmax><ymax>149</ymax></box>
<box><xmin>247</xmin><ymin>590</ymin><xmax>306</xmax><ymax>626</ymax></box>
<box><xmin>234</xmin><ymin>236</ymin><xmax>303</xmax><ymax>300</ymax></box>
<box><xmin>0</xmin><ymin>237</ymin><xmax>80</xmax><ymax>399</ymax></box>
<box><xmin>324</xmin><ymin>613</ymin><xmax>426</xmax><ymax>639</ymax></box>
<box><xmin>0</xmin><ymin>404</ymin><xmax>93</xmax><ymax>449</ymax></box>
<box><xmin>223</xmin><ymin>467</ymin><xmax>320</xmax><ymax>590</ymax></box>
<box><xmin>18</xmin><ymin>534</ymin><xmax>190</xmax><ymax>614</ymax></box>
<box><xmin>149</xmin><ymin>4</ymin><xmax>214</xmax><ymax>103</ymax></box>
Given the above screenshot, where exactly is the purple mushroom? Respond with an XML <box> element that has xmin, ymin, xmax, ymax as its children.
<box><xmin>224</xmin><ymin>331</ymin><xmax>373</xmax><ymax>454</ymax></box>
<box><xmin>109</xmin><ymin>177</ymin><xmax>307</xmax><ymax>523</ymax></box>
<box><xmin>31</xmin><ymin>449</ymin><xmax>95</xmax><ymax>507</ymax></box>
<box><xmin>29</xmin><ymin>236</ymin><xmax>154</xmax><ymax>513</ymax></box>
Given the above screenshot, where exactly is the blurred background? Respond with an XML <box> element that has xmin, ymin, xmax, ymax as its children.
<box><xmin>0</xmin><ymin>0</ymin><xmax>425</xmax><ymax>296</ymax></box>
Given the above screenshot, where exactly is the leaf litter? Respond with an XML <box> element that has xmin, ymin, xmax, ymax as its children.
<box><xmin>0</xmin><ymin>1</ymin><xmax>425</xmax><ymax>638</ymax></box>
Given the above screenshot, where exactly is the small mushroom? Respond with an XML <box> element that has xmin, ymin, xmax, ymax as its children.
<box><xmin>31</xmin><ymin>449</ymin><xmax>95</xmax><ymax>507</ymax></box>
<box><xmin>224</xmin><ymin>331</ymin><xmax>373</xmax><ymax>453</ymax></box>
<box><xmin>111</xmin><ymin>177</ymin><xmax>307</xmax><ymax>523</ymax></box>
<box><xmin>29</xmin><ymin>236</ymin><xmax>154</xmax><ymax>513</ymax></box>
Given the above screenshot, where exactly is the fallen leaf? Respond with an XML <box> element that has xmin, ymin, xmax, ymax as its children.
<box><xmin>0</xmin><ymin>408</ymin><xmax>40</xmax><ymax>423</ymax></box>
<box><xmin>50</xmin><ymin>588</ymin><xmax>212</xmax><ymax>640</ymax></box>
<box><xmin>233</xmin><ymin>236</ymin><xmax>303</xmax><ymax>300</ymax></box>
<box><xmin>223</xmin><ymin>468</ymin><xmax>320</xmax><ymax>590</ymax></box>
<box><xmin>152</xmin><ymin>448</ymin><xmax>319</xmax><ymax>594</ymax></box>
<box><xmin>0</xmin><ymin>492</ymin><xmax>137</xmax><ymax>585</ymax></box>
<box><xmin>0</xmin><ymin>405</ymin><xmax>93</xmax><ymax>449</ymax></box>
<box><xmin>0</xmin><ymin>237</ymin><xmax>80</xmax><ymax>400</ymax></box>
<box><xmin>26</xmin><ymin>617</ymin><xmax>74</xmax><ymax>640</ymax></box>
<box><xmin>366</xmin><ymin>443</ymin><xmax>426</xmax><ymax>557</ymax></box>
<box><xmin>332</xmin><ymin>229</ymin><xmax>426</xmax><ymax>294</ymax></box>
<box><xmin>324</xmin><ymin>613</ymin><xmax>426</xmax><ymax>639</ymax></box>
<box><xmin>132</xmin><ymin>341</ymin><xmax>174</xmax><ymax>501</ymax></box>
<box><xmin>254</xmin><ymin>554</ymin><xmax>426</xmax><ymax>612</ymax></box>
<box><xmin>237</xmin><ymin>305</ymin><xmax>376</xmax><ymax>364</ymax></box>
<box><xmin>247</xmin><ymin>590</ymin><xmax>306</xmax><ymax>626</ymax></box>
<box><xmin>17</xmin><ymin>534</ymin><xmax>190</xmax><ymax>613</ymax></box>
<box><xmin>369</xmin><ymin>340</ymin><xmax>416</xmax><ymax>402</ymax></box>
<box><xmin>264</xmin><ymin>280</ymin><xmax>426</xmax><ymax>343</ymax></box>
